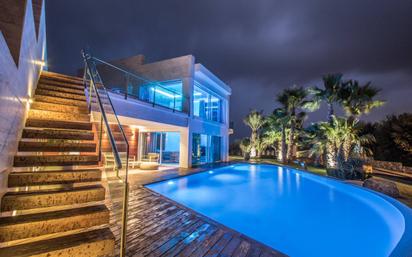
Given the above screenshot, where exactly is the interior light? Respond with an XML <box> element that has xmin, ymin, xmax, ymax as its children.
<box><xmin>151</xmin><ymin>88</ymin><xmax>181</xmax><ymax>98</ymax></box>
<box><xmin>130</xmin><ymin>125</ymin><xmax>145</xmax><ymax>130</ymax></box>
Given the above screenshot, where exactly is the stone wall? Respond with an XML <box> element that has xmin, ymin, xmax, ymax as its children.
<box><xmin>369</xmin><ymin>159</ymin><xmax>412</xmax><ymax>174</ymax></box>
<box><xmin>0</xmin><ymin>0</ymin><xmax>47</xmax><ymax>198</ymax></box>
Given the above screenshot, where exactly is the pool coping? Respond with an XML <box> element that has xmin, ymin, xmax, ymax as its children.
<box><xmin>143</xmin><ymin>162</ymin><xmax>412</xmax><ymax>257</ymax></box>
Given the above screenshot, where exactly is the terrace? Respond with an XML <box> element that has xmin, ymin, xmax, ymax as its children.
<box><xmin>1</xmin><ymin>1</ymin><xmax>411</xmax><ymax>257</ymax></box>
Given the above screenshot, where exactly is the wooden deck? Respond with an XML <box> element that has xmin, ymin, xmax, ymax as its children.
<box><xmin>116</xmin><ymin>164</ymin><xmax>287</xmax><ymax>257</ymax></box>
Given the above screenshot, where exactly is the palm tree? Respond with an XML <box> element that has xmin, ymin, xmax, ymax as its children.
<box><xmin>340</xmin><ymin>80</ymin><xmax>385</xmax><ymax>120</ymax></box>
<box><xmin>270</xmin><ymin>108</ymin><xmax>289</xmax><ymax>162</ymax></box>
<box><xmin>276</xmin><ymin>86</ymin><xmax>310</xmax><ymax>162</ymax></box>
<box><xmin>301</xmin><ymin>123</ymin><xmax>327</xmax><ymax>166</ymax></box>
<box><xmin>317</xmin><ymin>116</ymin><xmax>375</xmax><ymax>168</ymax></box>
<box><xmin>260</xmin><ymin>129</ymin><xmax>282</xmax><ymax>158</ymax></box>
<box><xmin>243</xmin><ymin>110</ymin><xmax>266</xmax><ymax>157</ymax></box>
<box><xmin>307</xmin><ymin>73</ymin><xmax>343</xmax><ymax>123</ymax></box>
<box><xmin>239</xmin><ymin>137</ymin><xmax>252</xmax><ymax>160</ymax></box>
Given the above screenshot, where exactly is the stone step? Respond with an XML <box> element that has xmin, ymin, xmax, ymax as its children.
<box><xmin>36</xmin><ymin>89</ymin><xmax>86</xmax><ymax>101</ymax></box>
<box><xmin>37</xmin><ymin>83</ymin><xmax>85</xmax><ymax>96</ymax></box>
<box><xmin>26</xmin><ymin>119</ymin><xmax>92</xmax><ymax>131</ymax></box>
<box><xmin>31</xmin><ymin>101</ymin><xmax>89</xmax><ymax>114</ymax></box>
<box><xmin>33</xmin><ymin>96</ymin><xmax>88</xmax><ymax>109</ymax></box>
<box><xmin>0</xmin><ymin>227</ymin><xmax>114</xmax><ymax>257</ymax></box>
<box><xmin>41</xmin><ymin>70</ymin><xmax>83</xmax><ymax>81</ymax></box>
<box><xmin>28</xmin><ymin>109</ymin><xmax>90</xmax><ymax>122</ymax></box>
<box><xmin>22</xmin><ymin>128</ymin><xmax>94</xmax><ymax>140</ymax></box>
<box><xmin>1</xmin><ymin>185</ymin><xmax>105</xmax><ymax>211</ymax></box>
<box><xmin>8</xmin><ymin>169</ymin><xmax>101</xmax><ymax>187</ymax></box>
<box><xmin>0</xmin><ymin>205</ymin><xmax>109</xmax><ymax>242</ymax></box>
<box><xmin>34</xmin><ymin>95</ymin><xmax>88</xmax><ymax>107</ymax></box>
<box><xmin>13</xmin><ymin>154</ymin><xmax>99</xmax><ymax>167</ymax></box>
<box><xmin>12</xmin><ymin>165</ymin><xmax>101</xmax><ymax>173</ymax></box>
<box><xmin>18</xmin><ymin>140</ymin><xmax>96</xmax><ymax>152</ymax></box>
<box><xmin>38</xmin><ymin>79</ymin><xmax>84</xmax><ymax>91</ymax></box>
<box><xmin>40</xmin><ymin>72</ymin><xmax>84</xmax><ymax>85</ymax></box>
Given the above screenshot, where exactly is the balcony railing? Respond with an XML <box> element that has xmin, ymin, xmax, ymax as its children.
<box><xmin>82</xmin><ymin>49</ymin><xmax>129</xmax><ymax>257</ymax></box>
<box><xmin>88</xmin><ymin>56</ymin><xmax>188</xmax><ymax>113</ymax></box>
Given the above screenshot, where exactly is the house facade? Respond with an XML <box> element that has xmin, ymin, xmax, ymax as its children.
<box><xmin>97</xmin><ymin>54</ymin><xmax>232</xmax><ymax>168</ymax></box>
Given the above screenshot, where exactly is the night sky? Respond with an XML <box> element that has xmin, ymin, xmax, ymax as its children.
<box><xmin>46</xmin><ymin>0</ymin><xmax>412</xmax><ymax>140</ymax></box>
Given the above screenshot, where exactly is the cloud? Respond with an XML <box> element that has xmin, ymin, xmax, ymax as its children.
<box><xmin>46</xmin><ymin>0</ymin><xmax>412</xmax><ymax>140</ymax></box>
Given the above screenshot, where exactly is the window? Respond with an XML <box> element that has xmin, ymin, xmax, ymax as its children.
<box><xmin>140</xmin><ymin>132</ymin><xmax>180</xmax><ymax>165</ymax></box>
<box><xmin>193</xmin><ymin>87</ymin><xmax>208</xmax><ymax>119</ymax></box>
<box><xmin>192</xmin><ymin>133</ymin><xmax>222</xmax><ymax>164</ymax></box>
<box><xmin>193</xmin><ymin>84</ymin><xmax>222</xmax><ymax>122</ymax></box>
<box><xmin>138</xmin><ymin>80</ymin><xmax>183</xmax><ymax>111</ymax></box>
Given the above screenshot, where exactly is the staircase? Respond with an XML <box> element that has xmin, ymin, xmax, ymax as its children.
<box><xmin>0</xmin><ymin>71</ymin><xmax>115</xmax><ymax>257</ymax></box>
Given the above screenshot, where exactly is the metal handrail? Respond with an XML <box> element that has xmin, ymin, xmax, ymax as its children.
<box><xmin>91</xmin><ymin>56</ymin><xmax>184</xmax><ymax>97</ymax></box>
<box><xmin>82</xmin><ymin>49</ymin><xmax>129</xmax><ymax>257</ymax></box>
<box><xmin>82</xmin><ymin>50</ymin><xmax>129</xmax><ymax>171</ymax></box>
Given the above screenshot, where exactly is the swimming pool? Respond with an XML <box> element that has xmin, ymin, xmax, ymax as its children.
<box><xmin>146</xmin><ymin>164</ymin><xmax>412</xmax><ymax>257</ymax></box>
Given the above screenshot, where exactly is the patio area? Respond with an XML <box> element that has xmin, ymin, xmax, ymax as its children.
<box><xmin>110</xmin><ymin>163</ymin><xmax>287</xmax><ymax>257</ymax></box>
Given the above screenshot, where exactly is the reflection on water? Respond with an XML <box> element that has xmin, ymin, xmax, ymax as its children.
<box><xmin>295</xmin><ymin>172</ymin><xmax>301</xmax><ymax>191</ymax></box>
<box><xmin>147</xmin><ymin>164</ymin><xmax>405</xmax><ymax>257</ymax></box>
<box><xmin>277</xmin><ymin>167</ymin><xmax>283</xmax><ymax>195</ymax></box>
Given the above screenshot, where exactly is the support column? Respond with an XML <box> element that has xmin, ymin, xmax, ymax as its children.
<box><xmin>179</xmin><ymin>128</ymin><xmax>192</xmax><ymax>168</ymax></box>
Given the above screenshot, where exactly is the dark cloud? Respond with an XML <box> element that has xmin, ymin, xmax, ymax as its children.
<box><xmin>46</xmin><ymin>0</ymin><xmax>412</xmax><ymax>140</ymax></box>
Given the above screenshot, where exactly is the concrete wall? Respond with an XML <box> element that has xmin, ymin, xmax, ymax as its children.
<box><xmin>0</xmin><ymin>0</ymin><xmax>47</xmax><ymax>197</ymax></box>
<box><xmin>101</xmin><ymin>54</ymin><xmax>231</xmax><ymax>168</ymax></box>
<box><xmin>108</xmin><ymin>55</ymin><xmax>195</xmax><ymax>114</ymax></box>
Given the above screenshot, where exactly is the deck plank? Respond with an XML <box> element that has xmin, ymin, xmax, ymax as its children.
<box><xmin>176</xmin><ymin>223</ymin><xmax>219</xmax><ymax>257</ymax></box>
<box><xmin>220</xmin><ymin>236</ymin><xmax>242</xmax><ymax>257</ymax></box>
<box><xmin>117</xmin><ymin>167</ymin><xmax>288</xmax><ymax>257</ymax></box>
<box><xmin>231</xmin><ymin>240</ymin><xmax>251</xmax><ymax>257</ymax></box>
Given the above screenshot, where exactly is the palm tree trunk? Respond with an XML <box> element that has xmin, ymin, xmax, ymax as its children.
<box><xmin>327</xmin><ymin>103</ymin><xmax>334</xmax><ymax>123</ymax></box>
<box><xmin>326</xmin><ymin>143</ymin><xmax>337</xmax><ymax>168</ymax></box>
<box><xmin>250</xmin><ymin>130</ymin><xmax>257</xmax><ymax>157</ymax></box>
<box><xmin>287</xmin><ymin>118</ymin><xmax>295</xmax><ymax>162</ymax></box>
<box><xmin>337</xmin><ymin>144</ymin><xmax>345</xmax><ymax>169</ymax></box>
<box><xmin>325</xmin><ymin>103</ymin><xmax>336</xmax><ymax>168</ymax></box>
<box><xmin>281</xmin><ymin>125</ymin><xmax>287</xmax><ymax>163</ymax></box>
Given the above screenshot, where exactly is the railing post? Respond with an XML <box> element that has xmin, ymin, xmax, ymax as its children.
<box><xmin>120</xmin><ymin>181</ymin><xmax>129</xmax><ymax>257</ymax></box>
<box><xmin>88</xmin><ymin>73</ymin><xmax>93</xmax><ymax>114</ymax></box>
<box><xmin>173</xmin><ymin>94</ymin><xmax>176</xmax><ymax>112</ymax></box>
<box><xmin>98</xmin><ymin>114</ymin><xmax>103</xmax><ymax>162</ymax></box>
<box><xmin>124</xmin><ymin>74</ymin><xmax>129</xmax><ymax>100</ymax></box>
<box><xmin>152</xmin><ymin>85</ymin><xmax>156</xmax><ymax>107</ymax></box>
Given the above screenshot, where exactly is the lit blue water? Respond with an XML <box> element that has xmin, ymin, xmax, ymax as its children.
<box><xmin>146</xmin><ymin>164</ymin><xmax>408</xmax><ymax>257</ymax></box>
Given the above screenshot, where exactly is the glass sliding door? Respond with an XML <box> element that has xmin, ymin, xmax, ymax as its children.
<box><xmin>192</xmin><ymin>133</ymin><xmax>222</xmax><ymax>165</ymax></box>
<box><xmin>211</xmin><ymin>136</ymin><xmax>222</xmax><ymax>162</ymax></box>
<box><xmin>140</xmin><ymin>131</ymin><xmax>180</xmax><ymax>165</ymax></box>
<box><xmin>161</xmin><ymin>132</ymin><xmax>180</xmax><ymax>164</ymax></box>
<box><xmin>192</xmin><ymin>133</ymin><xmax>208</xmax><ymax>164</ymax></box>
<box><xmin>140</xmin><ymin>132</ymin><xmax>162</xmax><ymax>163</ymax></box>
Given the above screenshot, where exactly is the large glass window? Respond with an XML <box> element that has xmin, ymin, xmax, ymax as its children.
<box><xmin>138</xmin><ymin>80</ymin><xmax>183</xmax><ymax>111</ymax></box>
<box><xmin>193</xmin><ymin>85</ymin><xmax>222</xmax><ymax>122</ymax></box>
<box><xmin>162</xmin><ymin>132</ymin><xmax>180</xmax><ymax>164</ymax></box>
<box><xmin>209</xmin><ymin>95</ymin><xmax>221</xmax><ymax>122</ymax></box>
<box><xmin>211</xmin><ymin>136</ymin><xmax>222</xmax><ymax>162</ymax></box>
<box><xmin>192</xmin><ymin>133</ymin><xmax>222</xmax><ymax>164</ymax></box>
<box><xmin>140</xmin><ymin>132</ymin><xmax>180</xmax><ymax>165</ymax></box>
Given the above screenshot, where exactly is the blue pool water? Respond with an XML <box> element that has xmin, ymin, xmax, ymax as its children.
<box><xmin>146</xmin><ymin>164</ymin><xmax>412</xmax><ymax>257</ymax></box>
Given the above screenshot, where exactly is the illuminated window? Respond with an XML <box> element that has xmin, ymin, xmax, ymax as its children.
<box><xmin>193</xmin><ymin>84</ymin><xmax>222</xmax><ymax>122</ymax></box>
<box><xmin>139</xmin><ymin>80</ymin><xmax>183</xmax><ymax>111</ymax></box>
